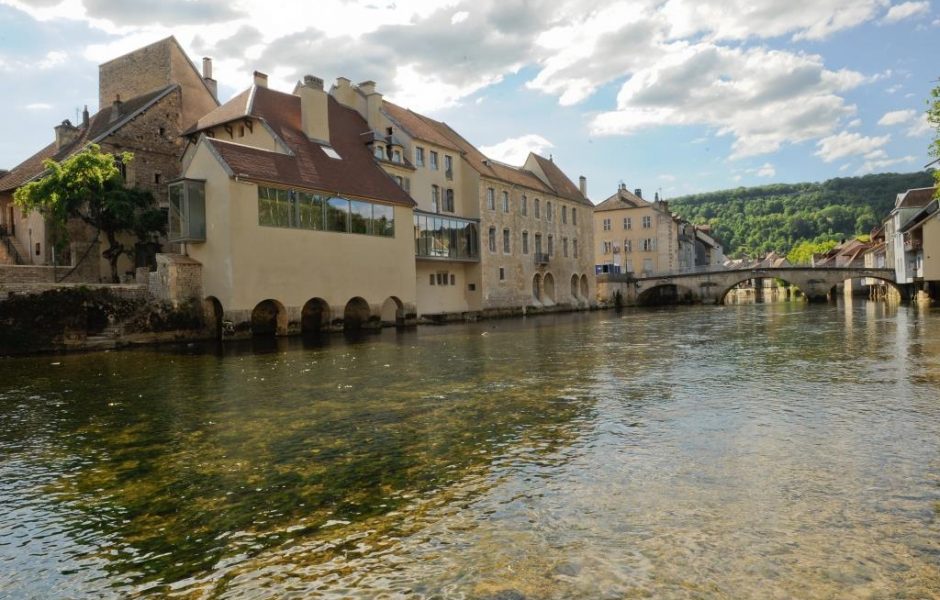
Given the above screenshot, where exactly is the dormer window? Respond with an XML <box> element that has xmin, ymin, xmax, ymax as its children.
<box><xmin>392</xmin><ymin>148</ymin><xmax>402</xmax><ymax>163</ymax></box>
<box><xmin>373</xmin><ymin>145</ymin><xmax>385</xmax><ymax>160</ymax></box>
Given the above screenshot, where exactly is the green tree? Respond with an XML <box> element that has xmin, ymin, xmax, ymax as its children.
<box><xmin>787</xmin><ymin>239</ymin><xmax>838</xmax><ymax>265</ymax></box>
<box><xmin>929</xmin><ymin>80</ymin><xmax>940</xmax><ymax>197</ymax></box>
<box><xmin>13</xmin><ymin>144</ymin><xmax>164</xmax><ymax>282</ymax></box>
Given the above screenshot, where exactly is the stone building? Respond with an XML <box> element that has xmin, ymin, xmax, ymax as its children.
<box><xmin>593</xmin><ymin>184</ymin><xmax>684</xmax><ymax>276</ymax></box>
<box><xmin>170</xmin><ymin>73</ymin><xmax>418</xmax><ymax>335</ymax></box>
<box><xmin>0</xmin><ymin>36</ymin><xmax>218</xmax><ymax>279</ymax></box>
<box><xmin>330</xmin><ymin>79</ymin><xmax>596</xmax><ymax>317</ymax></box>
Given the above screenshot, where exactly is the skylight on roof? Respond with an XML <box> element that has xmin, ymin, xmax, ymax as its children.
<box><xmin>321</xmin><ymin>146</ymin><xmax>342</xmax><ymax>160</ymax></box>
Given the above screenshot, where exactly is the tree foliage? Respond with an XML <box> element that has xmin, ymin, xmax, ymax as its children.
<box><xmin>669</xmin><ymin>171</ymin><xmax>935</xmax><ymax>258</ymax></box>
<box><xmin>13</xmin><ymin>144</ymin><xmax>164</xmax><ymax>282</ymax></box>
<box><xmin>929</xmin><ymin>80</ymin><xmax>940</xmax><ymax>196</ymax></box>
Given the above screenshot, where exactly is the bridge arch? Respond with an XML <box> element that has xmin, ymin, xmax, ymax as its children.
<box><xmin>637</xmin><ymin>282</ymin><xmax>699</xmax><ymax>306</ymax></box>
<box><xmin>251</xmin><ymin>299</ymin><xmax>288</xmax><ymax>336</ymax></box>
<box><xmin>831</xmin><ymin>275</ymin><xmax>907</xmax><ymax>303</ymax></box>
<box><xmin>717</xmin><ymin>276</ymin><xmax>806</xmax><ymax>305</ymax></box>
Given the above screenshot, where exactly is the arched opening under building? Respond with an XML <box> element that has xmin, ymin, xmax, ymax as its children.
<box><xmin>718</xmin><ymin>277</ymin><xmax>805</xmax><ymax>305</ymax></box>
<box><xmin>836</xmin><ymin>276</ymin><xmax>907</xmax><ymax>303</ymax></box>
<box><xmin>204</xmin><ymin>296</ymin><xmax>223</xmax><ymax>339</ymax></box>
<box><xmin>380</xmin><ymin>296</ymin><xmax>405</xmax><ymax>327</ymax></box>
<box><xmin>343</xmin><ymin>297</ymin><xmax>372</xmax><ymax>330</ymax></box>
<box><xmin>570</xmin><ymin>274</ymin><xmax>579</xmax><ymax>300</ymax></box>
<box><xmin>301</xmin><ymin>297</ymin><xmax>331</xmax><ymax>334</ymax></box>
<box><xmin>637</xmin><ymin>283</ymin><xmax>698</xmax><ymax>306</ymax></box>
<box><xmin>543</xmin><ymin>273</ymin><xmax>556</xmax><ymax>304</ymax></box>
<box><xmin>251</xmin><ymin>299</ymin><xmax>287</xmax><ymax>336</ymax></box>
<box><xmin>580</xmin><ymin>274</ymin><xmax>589</xmax><ymax>301</ymax></box>
<box><xmin>532</xmin><ymin>273</ymin><xmax>542</xmax><ymax>303</ymax></box>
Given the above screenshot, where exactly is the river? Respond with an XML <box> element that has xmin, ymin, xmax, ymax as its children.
<box><xmin>1</xmin><ymin>301</ymin><xmax>939</xmax><ymax>599</ymax></box>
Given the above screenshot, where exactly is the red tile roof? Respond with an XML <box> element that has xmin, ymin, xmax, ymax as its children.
<box><xmin>0</xmin><ymin>85</ymin><xmax>177</xmax><ymax>192</ymax></box>
<box><xmin>194</xmin><ymin>86</ymin><xmax>414</xmax><ymax>207</ymax></box>
<box><xmin>593</xmin><ymin>187</ymin><xmax>648</xmax><ymax>212</ymax></box>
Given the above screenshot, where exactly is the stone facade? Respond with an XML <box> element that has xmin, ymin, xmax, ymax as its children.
<box><xmin>148</xmin><ymin>253</ymin><xmax>203</xmax><ymax>307</ymax></box>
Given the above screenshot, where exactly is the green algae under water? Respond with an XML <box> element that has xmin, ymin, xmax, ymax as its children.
<box><xmin>1</xmin><ymin>301</ymin><xmax>940</xmax><ymax>598</ymax></box>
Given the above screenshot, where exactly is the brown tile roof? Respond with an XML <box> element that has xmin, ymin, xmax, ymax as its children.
<box><xmin>382</xmin><ymin>101</ymin><xmax>463</xmax><ymax>152</ymax></box>
<box><xmin>184</xmin><ymin>87</ymin><xmax>252</xmax><ymax>134</ymax></box>
<box><xmin>593</xmin><ymin>187</ymin><xmax>648</xmax><ymax>212</ymax></box>
<box><xmin>528</xmin><ymin>153</ymin><xmax>590</xmax><ymax>205</ymax></box>
<box><xmin>198</xmin><ymin>86</ymin><xmax>414</xmax><ymax>207</ymax></box>
<box><xmin>895</xmin><ymin>187</ymin><xmax>937</xmax><ymax>209</ymax></box>
<box><xmin>0</xmin><ymin>85</ymin><xmax>177</xmax><ymax>192</ymax></box>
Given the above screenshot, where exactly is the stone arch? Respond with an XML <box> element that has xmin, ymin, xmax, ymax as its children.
<box><xmin>532</xmin><ymin>273</ymin><xmax>542</xmax><ymax>302</ymax></box>
<box><xmin>571</xmin><ymin>274</ymin><xmax>580</xmax><ymax>300</ymax></box>
<box><xmin>580</xmin><ymin>274</ymin><xmax>589</xmax><ymax>300</ymax></box>
<box><xmin>637</xmin><ymin>283</ymin><xmax>698</xmax><ymax>306</ymax></box>
<box><xmin>251</xmin><ymin>299</ymin><xmax>288</xmax><ymax>336</ymax></box>
<box><xmin>301</xmin><ymin>297</ymin><xmax>331</xmax><ymax>334</ymax></box>
<box><xmin>717</xmin><ymin>276</ymin><xmax>807</xmax><ymax>304</ymax></box>
<box><xmin>204</xmin><ymin>296</ymin><xmax>223</xmax><ymax>339</ymax></box>
<box><xmin>836</xmin><ymin>275</ymin><xmax>907</xmax><ymax>303</ymax></box>
<box><xmin>343</xmin><ymin>296</ymin><xmax>372</xmax><ymax>330</ymax></box>
<box><xmin>543</xmin><ymin>272</ymin><xmax>556</xmax><ymax>304</ymax></box>
<box><xmin>380</xmin><ymin>296</ymin><xmax>405</xmax><ymax>327</ymax></box>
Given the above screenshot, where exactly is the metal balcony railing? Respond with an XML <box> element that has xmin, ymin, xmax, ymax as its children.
<box><xmin>534</xmin><ymin>252</ymin><xmax>550</xmax><ymax>265</ymax></box>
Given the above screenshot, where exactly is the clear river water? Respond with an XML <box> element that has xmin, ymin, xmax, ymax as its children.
<box><xmin>1</xmin><ymin>300</ymin><xmax>939</xmax><ymax>599</ymax></box>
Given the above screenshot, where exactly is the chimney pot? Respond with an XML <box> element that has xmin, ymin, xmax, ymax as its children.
<box><xmin>202</xmin><ymin>57</ymin><xmax>213</xmax><ymax>80</ymax></box>
<box><xmin>304</xmin><ymin>75</ymin><xmax>324</xmax><ymax>90</ymax></box>
<box><xmin>82</xmin><ymin>105</ymin><xmax>89</xmax><ymax>127</ymax></box>
<box><xmin>253</xmin><ymin>71</ymin><xmax>268</xmax><ymax>88</ymax></box>
<box><xmin>336</xmin><ymin>76</ymin><xmax>351</xmax><ymax>88</ymax></box>
<box><xmin>578</xmin><ymin>175</ymin><xmax>587</xmax><ymax>196</ymax></box>
<box><xmin>635</xmin><ymin>188</ymin><xmax>642</xmax><ymax>199</ymax></box>
<box><xmin>358</xmin><ymin>80</ymin><xmax>376</xmax><ymax>95</ymax></box>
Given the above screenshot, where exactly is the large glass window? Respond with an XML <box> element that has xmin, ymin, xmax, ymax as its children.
<box><xmin>326</xmin><ymin>197</ymin><xmax>350</xmax><ymax>232</ymax></box>
<box><xmin>168</xmin><ymin>179</ymin><xmax>206</xmax><ymax>242</ymax></box>
<box><xmin>296</xmin><ymin>192</ymin><xmax>323</xmax><ymax>230</ymax></box>
<box><xmin>350</xmin><ymin>199</ymin><xmax>372</xmax><ymax>234</ymax></box>
<box><xmin>258</xmin><ymin>186</ymin><xmax>291</xmax><ymax>227</ymax></box>
<box><xmin>374</xmin><ymin>204</ymin><xmax>394</xmax><ymax>237</ymax></box>
<box><xmin>414</xmin><ymin>213</ymin><xmax>478</xmax><ymax>259</ymax></box>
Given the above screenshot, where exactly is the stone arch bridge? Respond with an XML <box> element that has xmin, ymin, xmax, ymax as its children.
<box><xmin>599</xmin><ymin>266</ymin><xmax>901</xmax><ymax>305</ymax></box>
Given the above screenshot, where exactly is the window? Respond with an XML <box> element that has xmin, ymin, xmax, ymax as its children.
<box><xmin>444</xmin><ymin>155</ymin><xmax>453</xmax><ymax>178</ymax></box>
<box><xmin>603</xmin><ymin>241</ymin><xmax>612</xmax><ymax>254</ymax></box>
<box><xmin>641</xmin><ymin>238</ymin><xmax>656</xmax><ymax>252</ymax></box>
<box><xmin>445</xmin><ymin>188</ymin><xmax>455</xmax><ymax>212</ymax></box>
<box><xmin>522</xmin><ymin>231</ymin><xmax>529</xmax><ymax>254</ymax></box>
<box><xmin>153</xmin><ymin>173</ymin><xmax>162</xmax><ymax>184</ymax></box>
<box><xmin>373</xmin><ymin>204</ymin><xmax>395</xmax><ymax>237</ymax></box>
<box><xmin>158</xmin><ymin>126</ymin><xmax>165</xmax><ymax>137</ymax></box>
<box><xmin>562</xmin><ymin>206</ymin><xmax>567</xmax><ymax>224</ymax></box>
<box><xmin>563</xmin><ymin>237</ymin><xmax>568</xmax><ymax>257</ymax></box>
<box><xmin>534</xmin><ymin>199</ymin><xmax>540</xmax><ymax>219</ymax></box>
<box><xmin>624</xmin><ymin>217</ymin><xmax>632</xmax><ymax>230</ymax></box>
<box><xmin>326</xmin><ymin>197</ymin><xmax>350</xmax><ymax>232</ymax></box>
<box><xmin>643</xmin><ymin>258</ymin><xmax>653</xmax><ymax>273</ymax></box>
<box><xmin>521</xmin><ymin>195</ymin><xmax>527</xmax><ymax>216</ymax></box>
<box><xmin>374</xmin><ymin>146</ymin><xmax>385</xmax><ymax>159</ymax></box>
<box><xmin>430</xmin><ymin>273</ymin><xmax>435</xmax><ymax>285</ymax></box>
<box><xmin>258</xmin><ymin>186</ymin><xmax>291</xmax><ymax>227</ymax></box>
<box><xmin>535</xmin><ymin>233</ymin><xmax>542</xmax><ymax>255</ymax></box>
<box><xmin>238</xmin><ymin>125</ymin><xmax>245</xmax><ymax>137</ymax></box>
<box><xmin>296</xmin><ymin>191</ymin><xmax>324</xmax><ymax>230</ymax></box>
<box><xmin>573</xmin><ymin>239</ymin><xmax>578</xmax><ymax>258</ymax></box>
<box><xmin>35</xmin><ymin>242</ymin><xmax>40</xmax><ymax>256</ymax></box>
<box><xmin>642</xmin><ymin>215</ymin><xmax>652</xmax><ymax>228</ymax></box>
<box><xmin>603</xmin><ymin>218</ymin><xmax>611</xmax><ymax>231</ymax></box>
<box><xmin>168</xmin><ymin>179</ymin><xmax>206</xmax><ymax>242</ymax></box>
<box><xmin>431</xmin><ymin>185</ymin><xmax>440</xmax><ymax>213</ymax></box>
<box><xmin>624</xmin><ymin>239</ymin><xmax>632</xmax><ymax>253</ymax></box>
<box><xmin>391</xmin><ymin>149</ymin><xmax>402</xmax><ymax>163</ymax></box>
<box><xmin>468</xmin><ymin>283</ymin><xmax>476</xmax><ymax>291</ymax></box>
<box><xmin>349</xmin><ymin>199</ymin><xmax>372</xmax><ymax>234</ymax></box>
<box><xmin>437</xmin><ymin>273</ymin><xmax>444</xmax><ymax>285</ymax></box>
<box><xmin>450</xmin><ymin>274</ymin><xmax>455</xmax><ymax>285</ymax></box>
<box><xmin>503</xmin><ymin>228</ymin><xmax>510</xmax><ymax>253</ymax></box>
<box><xmin>548</xmin><ymin>235</ymin><xmax>554</xmax><ymax>255</ymax></box>
<box><xmin>502</xmin><ymin>191</ymin><xmax>510</xmax><ymax>212</ymax></box>
<box><xmin>572</xmin><ymin>208</ymin><xmax>577</xmax><ymax>226</ymax></box>
<box><xmin>415</xmin><ymin>147</ymin><xmax>425</xmax><ymax>167</ymax></box>
<box><xmin>499</xmin><ymin>267</ymin><xmax>505</xmax><ymax>281</ymax></box>
<box><xmin>547</xmin><ymin>202</ymin><xmax>553</xmax><ymax>222</ymax></box>
<box><xmin>414</xmin><ymin>214</ymin><xmax>477</xmax><ymax>259</ymax></box>
<box><xmin>430</xmin><ymin>151</ymin><xmax>439</xmax><ymax>170</ymax></box>
<box><xmin>487</xmin><ymin>188</ymin><xmax>495</xmax><ymax>210</ymax></box>
<box><xmin>488</xmin><ymin>226</ymin><xmax>497</xmax><ymax>252</ymax></box>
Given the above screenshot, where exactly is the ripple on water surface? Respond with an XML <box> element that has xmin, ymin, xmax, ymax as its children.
<box><xmin>1</xmin><ymin>303</ymin><xmax>939</xmax><ymax>598</ymax></box>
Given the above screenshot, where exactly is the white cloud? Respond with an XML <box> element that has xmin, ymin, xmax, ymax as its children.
<box><xmin>815</xmin><ymin>131</ymin><xmax>891</xmax><ymax>162</ymax></box>
<box><xmin>479</xmin><ymin>134</ymin><xmax>554</xmax><ymax>165</ymax></box>
<box><xmin>847</xmin><ymin>118</ymin><xmax>862</xmax><ymax>127</ymax></box>
<box><xmin>24</xmin><ymin>102</ymin><xmax>53</xmax><ymax>110</ymax></box>
<box><xmin>906</xmin><ymin>114</ymin><xmax>933</xmax><ymax>137</ymax></box>
<box><xmin>451</xmin><ymin>10</ymin><xmax>469</xmax><ymax>24</ymax></box>
<box><xmin>756</xmin><ymin>163</ymin><xmax>776</xmax><ymax>177</ymax></box>
<box><xmin>37</xmin><ymin>50</ymin><xmax>67</xmax><ymax>69</ymax></box>
<box><xmin>878</xmin><ymin>109</ymin><xmax>916</xmax><ymax>125</ymax></box>
<box><xmin>590</xmin><ymin>43</ymin><xmax>864</xmax><ymax>158</ymax></box>
<box><xmin>658</xmin><ymin>174</ymin><xmax>677</xmax><ymax>182</ymax></box>
<box><xmin>857</xmin><ymin>154</ymin><xmax>916</xmax><ymax>174</ymax></box>
<box><xmin>883</xmin><ymin>1</ymin><xmax>930</xmax><ymax>23</ymax></box>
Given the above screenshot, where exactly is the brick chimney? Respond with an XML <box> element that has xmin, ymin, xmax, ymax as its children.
<box><xmin>579</xmin><ymin>175</ymin><xmax>587</xmax><ymax>197</ymax></box>
<box><xmin>635</xmin><ymin>188</ymin><xmax>642</xmax><ymax>199</ymax></box>
<box><xmin>202</xmin><ymin>57</ymin><xmax>218</xmax><ymax>100</ymax></box>
<box><xmin>81</xmin><ymin>105</ymin><xmax>89</xmax><ymax>128</ymax></box>
<box><xmin>253</xmin><ymin>71</ymin><xmax>268</xmax><ymax>88</ymax></box>
<box><xmin>296</xmin><ymin>74</ymin><xmax>330</xmax><ymax>143</ymax></box>
<box><xmin>358</xmin><ymin>80</ymin><xmax>382</xmax><ymax>130</ymax></box>
<box><xmin>54</xmin><ymin>119</ymin><xmax>80</xmax><ymax>150</ymax></box>
<box><xmin>109</xmin><ymin>94</ymin><xmax>123</xmax><ymax>123</ymax></box>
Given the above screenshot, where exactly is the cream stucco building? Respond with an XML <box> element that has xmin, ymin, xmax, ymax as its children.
<box><xmin>330</xmin><ymin>79</ymin><xmax>596</xmax><ymax>317</ymax></box>
<box><xmin>172</xmin><ymin>74</ymin><xmax>417</xmax><ymax>335</ymax></box>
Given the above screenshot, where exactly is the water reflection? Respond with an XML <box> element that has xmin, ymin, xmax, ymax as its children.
<box><xmin>1</xmin><ymin>305</ymin><xmax>939</xmax><ymax>598</ymax></box>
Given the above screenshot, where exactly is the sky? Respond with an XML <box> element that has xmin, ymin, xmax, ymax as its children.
<box><xmin>0</xmin><ymin>0</ymin><xmax>937</xmax><ymax>200</ymax></box>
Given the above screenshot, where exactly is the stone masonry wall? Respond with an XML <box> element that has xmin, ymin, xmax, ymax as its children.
<box><xmin>149</xmin><ymin>254</ymin><xmax>202</xmax><ymax>307</ymax></box>
<box><xmin>99</xmin><ymin>39</ymin><xmax>172</xmax><ymax>111</ymax></box>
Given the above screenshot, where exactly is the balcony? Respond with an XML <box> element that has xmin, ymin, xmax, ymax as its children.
<box><xmin>414</xmin><ymin>211</ymin><xmax>480</xmax><ymax>262</ymax></box>
<box><xmin>534</xmin><ymin>252</ymin><xmax>550</xmax><ymax>265</ymax></box>
<box><xmin>903</xmin><ymin>234</ymin><xmax>922</xmax><ymax>252</ymax></box>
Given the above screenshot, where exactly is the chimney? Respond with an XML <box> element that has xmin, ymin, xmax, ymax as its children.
<box><xmin>253</xmin><ymin>71</ymin><xmax>268</xmax><ymax>88</ymax></box>
<box><xmin>202</xmin><ymin>57</ymin><xmax>218</xmax><ymax>100</ymax></box>
<box><xmin>54</xmin><ymin>119</ymin><xmax>80</xmax><ymax>151</ymax></box>
<box><xmin>296</xmin><ymin>74</ymin><xmax>330</xmax><ymax>143</ymax></box>
<box><xmin>81</xmin><ymin>105</ymin><xmax>89</xmax><ymax>128</ymax></box>
<box><xmin>654</xmin><ymin>191</ymin><xmax>660</xmax><ymax>202</ymax></box>
<box><xmin>358</xmin><ymin>80</ymin><xmax>383</xmax><ymax>130</ymax></box>
<box><xmin>579</xmin><ymin>175</ymin><xmax>587</xmax><ymax>197</ymax></box>
<box><xmin>635</xmin><ymin>188</ymin><xmax>642</xmax><ymax>199</ymax></box>
<box><xmin>109</xmin><ymin>94</ymin><xmax>123</xmax><ymax>123</ymax></box>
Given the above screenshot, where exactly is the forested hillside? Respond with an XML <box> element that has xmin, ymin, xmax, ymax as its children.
<box><xmin>669</xmin><ymin>171</ymin><xmax>935</xmax><ymax>257</ymax></box>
